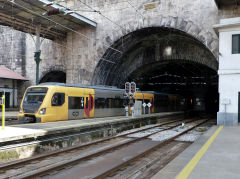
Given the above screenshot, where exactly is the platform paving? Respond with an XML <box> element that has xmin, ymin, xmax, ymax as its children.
<box><xmin>0</xmin><ymin>112</ymin><xmax>182</xmax><ymax>143</ymax></box>
<box><xmin>152</xmin><ymin>125</ymin><xmax>240</xmax><ymax>179</ymax></box>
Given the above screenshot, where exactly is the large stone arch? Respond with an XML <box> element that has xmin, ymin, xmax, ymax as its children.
<box><xmin>92</xmin><ymin>24</ymin><xmax>218</xmax><ymax>88</ymax></box>
<box><xmin>96</xmin><ymin>16</ymin><xmax>218</xmax><ymax>60</ymax></box>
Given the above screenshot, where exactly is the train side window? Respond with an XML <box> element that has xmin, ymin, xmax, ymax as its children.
<box><xmin>52</xmin><ymin>93</ymin><xmax>65</xmax><ymax>106</ymax></box>
<box><xmin>108</xmin><ymin>98</ymin><xmax>113</xmax><ymax>108</ymax></box>
<box><xmin>114</xmin><ymin>98</ymin><xmax>123</xmax><ymax>108</ymax></box>
<box><xmin>104</xmin><ymin>98</ymin><xmax>109</xmax><ymax>108</ymax></box>
<box><xmin>115</xmin><ymin>99</ymin><xmax>119</xmax><ymax>108</ymax></box>
<box><xmin>69</xmin><ymin>97</ymin><xmax>84</xmax><ymax>109</ymax></box>
<box><xmin>95</xmin><ymin>98</ymin><xmax>105</xmax><ymax>108</ymax></box>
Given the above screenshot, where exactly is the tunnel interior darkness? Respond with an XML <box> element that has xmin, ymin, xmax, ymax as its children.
<box><xmin>128</xmin><ymin>60</ymin><xmax>218</xmax><ymax>113</ymax></box>
<box><xmin>93</xmin><ymin>27</ymin><xmax>219</xmax><ymax>114</ymax></box>
<box><xmin>39</xmin><ymin>70</ymin><xmax>66</xmax><ymax>84</ymax></box>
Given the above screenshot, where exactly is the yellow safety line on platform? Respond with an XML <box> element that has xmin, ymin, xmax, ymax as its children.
<box><xmin>176</xmin><ymin>125</ymin><xmax>223</xmax><ymax>179</ymax></box>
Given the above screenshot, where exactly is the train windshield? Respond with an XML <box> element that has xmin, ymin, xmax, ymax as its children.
<box><xmin>23</xmin><ymin>87</ymin><xmax>48</xmax><ymax>104</ymax></box>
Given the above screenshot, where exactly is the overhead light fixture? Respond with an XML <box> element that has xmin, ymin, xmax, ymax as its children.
<box><xmin>164</xmin><ymin>46</ymin><xmax>172</xmax><ymax>56</ymax></box>
<box><xmin>43</xmin><ymin>2</ymin><xmax>54</xmax><ymax>7</ymax></box>
<box><xmin>42</xmin><ymin>7</ymin><xmax>74</xmax><ymax>16</ymax></box>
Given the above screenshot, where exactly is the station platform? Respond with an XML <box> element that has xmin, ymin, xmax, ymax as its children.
<box><xmin>152</xmin><ymin>125</ymin><xmax>240</xmax><ymax>179</ymax></box>
<box><xmin>0</xmin><ymin>111</ymin><xmax>18</xmax><ymax>120</ymax></box>
<box><xmin>0</xmin><ymin>112</ymin><xmax>182</xmax><ymax>144</ymax></box>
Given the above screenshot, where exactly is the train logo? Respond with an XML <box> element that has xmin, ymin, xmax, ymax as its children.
<box><xmin>72</xmin><ymin>112</ymin><xmax>79</xmax><ymax>117</ymax></box>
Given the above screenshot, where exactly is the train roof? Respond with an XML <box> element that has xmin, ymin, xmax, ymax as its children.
<box><xmin>38</xmin><ymin>82</ymin><xmax>125</xmax><ymax>92</ymax></box>
<box><xmin>36</xmin><ymin>83</ymin><xmax>182</xmax><ymax>97</ymax></box>
<box><xmin>137</xmin><ymin>91</ymin><xmax>168</xmax><ymax>95</ymax></box>
<box><xmin>138</xmin><ymin>91</ymin><xmax>182</xmax><ymax>96</ymax></box>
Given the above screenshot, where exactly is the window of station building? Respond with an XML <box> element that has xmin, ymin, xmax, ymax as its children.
<box><xmin>52</xmin><ymin>93</ymin><xmax>65</xmax><ymax>106</ymax></box>
<box><xmin>68</xmin><ymin>96</ymin><xmax>84</xmax><ymax>109</ymax></box>
<box><xmin>232</xmin><ymin>34</ymin><xmax>240</xmax><ymax>54</ymax></box>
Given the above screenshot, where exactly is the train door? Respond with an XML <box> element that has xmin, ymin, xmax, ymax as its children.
<box><xmin>49</xmin><ymin>93</ymin><xmax>68</xmax><ymax>121</ymax></box>
<box><xmin>68</xmin><ymin>96</ymin><xmax>84</xmax><ymax>120</ymax></box>
<box><xmin>84</xmin><ymin>94</ymin><xmax>95</xmax><ymax>118</ymax></box>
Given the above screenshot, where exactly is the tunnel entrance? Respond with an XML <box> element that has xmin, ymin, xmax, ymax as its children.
<box><xmin>93</xmin><ymin>27</ymin><xmax>218</xmax><ymax>115</ymax></box>
<box><xmin>39</xmin><ymin>71</ymin><xmax>66</xmax><ymax>84</ymax></box>
<box><xmin>128</xmin><ymin>60</ymin><xmax>218</xmax><ymax>114</ymax></box>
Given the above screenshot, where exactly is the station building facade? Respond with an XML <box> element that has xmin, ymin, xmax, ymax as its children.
<box><xmin>213</xmin><ymin>0</ymin><xmax>240</xmax><ymax>125</ymax></box>
<box><xmin>214</xmin><ymin>17</ymin><xmax>240</xmax><ymax>125</ymax></box>
<box><xmin>0</xmin><ymin>66</ymin><xmax>27</xmax><ymax>108</ymax></box>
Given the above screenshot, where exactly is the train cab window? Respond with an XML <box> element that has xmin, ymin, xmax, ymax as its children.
<box><xmin>52</xmin><ymin>93</ymin><xmax>65</xmax><ymax>106</ymax></box>
<box><xmin>69</xmin><ymin>97</ymin><xmax>84</xmax><ymax>109</ymax></box>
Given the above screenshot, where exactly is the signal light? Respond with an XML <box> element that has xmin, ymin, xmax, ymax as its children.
<box><xmin>125</xmin><ymin>82</ymin><xmax>130</xmax><ymax>94</ymax></box>
<box><xmin>130</xmin><ymin>82</ymin><xmax>136</xmax><ymax>94</ymax></box>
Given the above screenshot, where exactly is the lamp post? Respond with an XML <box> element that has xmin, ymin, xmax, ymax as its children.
<box><xmin>34</xmin><ymin>25</ymin><xmax>42</xmax><ymax>85</ymax></box>
<box><xmin>34</xmin><ymin>50</ymin><xmax>41</xmax><ymax>85</ymax></box>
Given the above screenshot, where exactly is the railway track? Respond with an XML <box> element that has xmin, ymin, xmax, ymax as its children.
<box><xmin>0</xmin><ymin>118</ymin><xmax>208</xmax><ymax>179</ymax></box>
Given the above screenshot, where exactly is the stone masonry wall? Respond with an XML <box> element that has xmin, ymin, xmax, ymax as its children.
<box><xmin>0</xmin><ymin>0</ymin><xmax>224</xmax><ymax>87</ymax></box>
<box><xmin>0</xmin><ymin>26</ymin><xmax>26</xmax><ymax>76</ymax></box>
<box><xmin>59</xmin><ymin>0</ymin><xmax>220</xmax><ymax>85</ymax></box>
<box><xmin>25</xmin><ymin>35</ymin><xmax>67</xmax><ymax>85</ymax></box>
<box><xmin>0</xmin><ymin>26</ymin><xmax>28</xmax><ymax>105</ymax></box>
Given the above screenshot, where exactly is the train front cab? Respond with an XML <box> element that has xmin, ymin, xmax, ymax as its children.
<box><xmin>18</xmin><ymin>85</ymin><xmax>95</xmax><ymax>123</ymax></box>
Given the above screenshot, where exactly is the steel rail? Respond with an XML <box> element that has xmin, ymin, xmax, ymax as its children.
<box><xmin>94</xmin><ymin>119</ymin><xmax>208</xmax><ymax>179</ymax></box>
<box><xmin>0</xmin><ymin>117</ymin><xmax>185</xmax><ymax>171</ymax></box>
<box><xmin>13</xmin><ymin>118</ymin><xmax>198</xmax><ymax>179</ymax></box>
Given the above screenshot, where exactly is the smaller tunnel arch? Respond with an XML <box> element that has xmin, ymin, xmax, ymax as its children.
<box><xmin>39</xmin><ymin>70</ymin><xmax>66</xmax><ymax>84</ymax></box>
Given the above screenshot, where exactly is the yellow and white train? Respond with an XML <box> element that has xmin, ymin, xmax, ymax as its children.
<box><xmin>18</xmin><ymin>83</ymin><xmax>184</xmax><ymax>123</ymax></box>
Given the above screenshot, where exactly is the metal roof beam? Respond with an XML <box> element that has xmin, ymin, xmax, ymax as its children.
<box><xmin>0</xmin><ymin>0</ymin><xmax>96</xmax><ymax>40</ymax></box>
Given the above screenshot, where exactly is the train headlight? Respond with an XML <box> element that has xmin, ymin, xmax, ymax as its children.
<box><xmin>39</xmin><ymin>108</ymin><xmax>46</xmax><ymax>115</ymax></box>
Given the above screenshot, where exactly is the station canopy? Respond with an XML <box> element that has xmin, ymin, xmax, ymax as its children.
<box><xmin>0</xmin><ymin>65</ymin><xmax>27</xmax><ymax>80</ymax></box>
<box><xmin>0</xmin><ymin>0</ymin><xmax>97</xmax><ymax>40</ymax></box>
<box><xmin>214</xmin><ymin>0</ymin><xmax>240</xmax><ymax>8</ymax></box>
